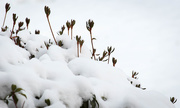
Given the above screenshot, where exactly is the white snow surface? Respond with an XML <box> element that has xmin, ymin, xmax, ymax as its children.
<box><xmin>0</xmin><ymin>30</ymin><xmax>175</xmax><ymax>108</ymax></box>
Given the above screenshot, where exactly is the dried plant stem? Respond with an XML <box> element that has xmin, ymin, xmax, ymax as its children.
<box><xmin>47</xmin><ymin>17</ymin><xmax>57</xmax><ymax>45</ymax></box>
<box><xmin>10</xmin><ymin>24</ymin><xmax>15</xmax><ymax>39</ymax></box>
<box><xmin>80</xmin><ymin>47</ymin><xmax>82</xmax><ymax>53</ymax></box>
<box><xmin>77</xmin><ymin>43</ymin><xmax>79</xmax><ymax>57</ymax></box>
<box><xmin>68</xmin><ymin>29</ymin><xmax>69</xmax><ymax>36</ymax></box>
<box><xmin>2</xmin><ymin>12</ymin><xmax>7</xmax><ymax>27</ymax></box>
<box><xmin>90</xmin><ymin>31</ymin><xmax>95</xmax><ymax>60</ymax></box>
<box><xmin>108</xmin><ymin>55</ymin><xmax>110</xmax><ymax>64</ymax></box>
<box><xmin>71</xmin><ymin>28</ymin><xmax>73</xmax><ymax>40</ymax></box>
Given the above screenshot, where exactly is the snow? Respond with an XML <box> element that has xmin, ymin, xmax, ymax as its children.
<box><xmin>0</xmin><ymin>29</ymin><xmax>175</xmax><ymax>108</ymax></box>
<box><xmin>0</xmin><ymin>0</ymin><xmax>179</xmax><ymax>107</ymax></box>
<box><xmin>0</xmin><ymin>36</ymin><xmax>30</xmax><ymax>66</ymax></box>
<box><xmin>0</xmin><ymin>100</ymin><xmax>8</xmax><ymax>108</ymax></box>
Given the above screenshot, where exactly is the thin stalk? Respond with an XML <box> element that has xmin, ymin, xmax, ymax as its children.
<box><xmin>22</xmin><ymin>101</ymin><xmax>25</xmax><ymax>108</ymax></box>
<box><xmin>90</xmin><ymin>31</ymin><xmax>95</xmax><ymax>60</ymax></box>
<box><xmin>12</xmin><ymin>94</ymin><xmax>18</xmax><ymax>108</ymax></box>
<box><xmin>10</xmin><ymin>24</ymin><xmax>15</xmax><ymax>39</ymax></box>
<box><xmin>71</xmin><ymin>28</ymin><xmax>73</xmax><ymax>40</ymax></box>
<box><xmin>77</xmin><ymin>43</ymin><xmax>79</xmax><ymax>57</ymax></box>
<box><xmin>108</xmin><ymin>55</ymin><xmax>110</xmax><ymax>64</ymax></box>
<box><xmin>68</xmin><ymin>29</ymin><xmax>69</xmax><ymax>36</ymax></box>
<box><xmin>47</xmin><ymin>17</ymin><xmax>57</xmax><ymax>45</ymax></box>
<box><xmin>2</xmin><ymin>12</ymin><xmax>7</xmax><ymax>27</ymax></box>
<box><xmin>80</xmin><ymin>46</ymin><xmax>82</xmax><ymax>53</ymax></box>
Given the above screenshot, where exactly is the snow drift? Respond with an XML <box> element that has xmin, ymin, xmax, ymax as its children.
<box><xmin>0</xmin><ymin>30</ymin><xmax>175</xmax><ymax>108</ymax></box>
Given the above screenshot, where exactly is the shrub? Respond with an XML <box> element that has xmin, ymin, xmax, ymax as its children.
<box><xmin>80</xmin><ymin>94</ymin><xmax>99</xmax><ymax>108</ymax></box>
<box><xmin>3</xmin><ymin>84</ymin><xmax>27</xmax><ymax>108</ymax></box>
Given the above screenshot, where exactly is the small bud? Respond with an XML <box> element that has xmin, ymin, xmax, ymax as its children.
<box><xmin>1</xmin><ymin>26</ymin><xmax>8</xmax><ymax>32</ymax></box>
<box><xmin>18</xmin><ymin>22</ymin><xmax>25</xmax><ymax>31</ymax></box>
<box><xmin>66</xmin><ymin>21</ymin><xmax>70</xmax><ymax>29</ymax></box>
<box><xmin>44</xmin><ymin>6</ymin><xmax>51</xmax><ymax>17</ymax></box>
<box><xmin>99</xmin><ymin>50</ymin><xmax>108</xmax><ymax>61</ymax></box>
<box><xmin>58</xmin><ymin>40</ymin><xmax>63</xmax><ymax>47</ymax></box>
<box><xmin>15</xmin><ymin>22</ymin><xmax>25</xmax><ymax>35</ymax></box>
<box><xmin>5</xmin><ymin>3</ymin><xmax>11</xmax><ymax>13</ymax></box>
<box><xmin>25</xmin><ymin>17</ymin><xmax>30</xmax><ymax>29</ymax></box>
<box><xmin>136</xmin><ymin>84</ymin><xmax>141</xmax><ymax>88</ymax></box>
<box><xmin>76</xmin><ymin>35</ymin><xmax>81</xmax><ymax>42</ymax></box>
<box><xmin>86</xmin><ymin>19</ymin><xmax>94</xmax><ymax>32</ymax></box>
<box><xmin>170</xmin><ymin>97</ymin><xmax>177</xmax><ymax>104</ymax></box>
<box><xmin>57</xmin><ymin>25</ymin><xmax>65</xmax><ymax>35</ymax></box>
<box><xmin>45</xmin><ymin>99</ymin><xmax>51</xmax><ymax>106</ymax></box>
<box><xmin>132</xmin><ymin>71</ymin><xmax>139</xmax><ymax>79</ymax></box>
<box><xmin>76</xmin><ymin>35</ymin><xmax>79</xmax><ymax>41</ymax></box>
<box><xmin>62</xmin><ymin>25</ymin><xmax>65</xmax><ymax>31</ymax></box>
<box><xmin>80</xmin><ymin>39</ymin><xmax>84</xmax><ymax>47</ymax></box>
<box><xmin>35</xmin><ymin>30</ymin><xmax>40</xmax><ymax>34</ymax></box>
<box><xmin>13</xmin><ymin>13</ymin><xmax>18</xmax><ymax>25</ymax></box>
<box><xmin>86</xmin><ymin>22</ymin><xmax>90</xmax><ymax>31</ymax></box>
<box><xmin>112</xmin><ymin>57</ymin><xmax>117</xmax><ymax>67</ymax></box>
<box><xmin>71</xmin><ymin>19</ymin><xmax>76</xmax><ymax>28</ymax></box>
<box><xmin>18</xmin><ymin>22</ymin><xmax>24</xmax><ymax>28</ymax></box>
<box><xmin>76</xmin><ymin>35</ymin><xmax>81</xmax><ymax>57</ymax></box>
<box><xmin>103</xmin><ymin>51</ymin><xmax>107</xmax><ymax>57</ymax></box>
<box><xmin>61</xmin><ymin>25</ymin><xmax>65</xmax><ymax>34</ymax></box>
<box><xmin>89</xmin><ymin>20</ymin><xmax>94</xmax><ymax>28</ymax></box>
<box><xmin>107</xmin><ymin>46</ymin><xmax>115</xmax><ymax>55</ymax></box>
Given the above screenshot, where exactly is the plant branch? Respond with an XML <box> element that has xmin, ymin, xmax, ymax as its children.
<box><xmin>47</xmin><ymin>17</ymin><xmax>57</xmax><ymax>45</ymax></box>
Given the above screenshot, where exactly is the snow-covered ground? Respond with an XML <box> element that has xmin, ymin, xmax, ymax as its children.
<box><xmin>0</xmin><ymin>0</ymin><xmax>179</xmax><ymax>107</ymax></box>
<box><xmin>0</xmin><ymin>29</ymin><xmax>176</xmax><ymax>108</ymax></box>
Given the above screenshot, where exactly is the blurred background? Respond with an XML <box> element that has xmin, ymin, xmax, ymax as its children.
<box><xmin>0</xmin><ymin>0</ymin><xmax>180</xmax><ymax>107</ymax></box>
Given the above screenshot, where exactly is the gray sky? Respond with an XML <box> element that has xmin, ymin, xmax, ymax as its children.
<box><xmin>1</xmin><ymin>0</ymin><xmax>180</xmax><ymax>107</ymax></box>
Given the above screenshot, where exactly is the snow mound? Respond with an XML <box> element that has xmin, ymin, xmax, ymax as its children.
<box><xmin>0</xmin><ymin>30</ymin><xmax>175</xmax><ymax>108</ymax></box>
